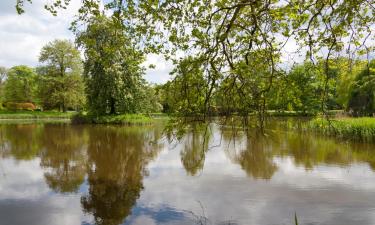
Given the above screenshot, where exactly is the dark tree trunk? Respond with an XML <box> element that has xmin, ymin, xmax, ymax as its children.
<box><xmin>110</xmin><ymin>97</ymin><xmax>116</xmax><ymax>114</ymax></box>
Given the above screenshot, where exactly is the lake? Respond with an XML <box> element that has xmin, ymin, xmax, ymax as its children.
<box><xmin>0</xmin><ymin>120</ymin><xmax>375</xmax><ymax>225</ymax></box>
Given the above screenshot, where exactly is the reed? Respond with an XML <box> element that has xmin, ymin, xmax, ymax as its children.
<box><xmin>309</xmin><ymin>117</ymin><xmax>375</xmax><ymax>142</ymax></box>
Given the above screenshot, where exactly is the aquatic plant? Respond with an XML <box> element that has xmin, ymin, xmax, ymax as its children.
<box><xmin>309</xmin><ymin>117</ymin><xmax>375</xmax><ymax>142</ymax></box>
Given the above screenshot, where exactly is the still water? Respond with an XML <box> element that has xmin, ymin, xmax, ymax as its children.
<box><xmin>0</xmin><ymin>121</ymin><xmax>375</xmax><ymax>225</ymax></box>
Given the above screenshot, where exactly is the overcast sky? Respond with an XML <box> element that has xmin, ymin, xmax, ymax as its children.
<box><xmin>0</xmin><ymin>0</ymin><xmax>172</xmax><ymax>84</ymax></box>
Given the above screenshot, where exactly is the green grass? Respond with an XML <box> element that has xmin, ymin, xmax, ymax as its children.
<box><xmin>309</xmin><ymin>117</ymin><xmax>375</xmax><ymax>141</ymax></box>
<box><xmin>0</xmin><ymin>110</ymin><xmax>75</xmax><ymax>119</ymax></box>
<box><xmin>71</xmin><ymin>113</ymin><xmax>153</xmax><ymax>125</ymax></box>
<box><xmin>267</xmin><ymin>110</ymin><xmax>343</xmax><ymax>117</ymax></box>
<box><xmin>267</xmin><ymin>110</ymin><xmax>316</xmax><ymax>117</ymax></box>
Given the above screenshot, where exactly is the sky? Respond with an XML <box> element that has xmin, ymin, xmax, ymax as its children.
<box><xmin>0</xmin><ymin>0</ymin><xmax>172</xmax><ymax>84</ymax></box>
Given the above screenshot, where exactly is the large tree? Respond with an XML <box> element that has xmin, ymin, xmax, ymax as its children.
<box><xmin>38</xmin><ymin>39</ymin><xmax>85</xmax><ymax>111</ymax></box>
<box><xmin>3</xmin><ymin>65</ymin><xmax>36</xmax><ymax>103</ymax></box>
<box><xmin>77</xmin><ymin>15</ymin><xmax>146</xmax><ymax>115</ymax></box>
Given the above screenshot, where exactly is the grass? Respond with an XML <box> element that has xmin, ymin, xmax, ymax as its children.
<box><xmin>309</xmin><ymin>117</ymin><xmax>375</xmax><ymax>141</ymax></box>
<box><xmin>71</xmin><ymin>113</ymin><xmax>153</xmax><ymax>125</ymax></box>
<box><xmin>267</xmin><ymin>110</ymin><xmax>343</xmax><ymax>117</ymax></box>
<box><xmin>268</xmin><ymin>110</ymin><xmax>316</xmax><ymax>117</ymax></box>
<box><xmin>0</xmin><ymin>110</ymin><xmax>74</xmax><ymax>120</ymax></box>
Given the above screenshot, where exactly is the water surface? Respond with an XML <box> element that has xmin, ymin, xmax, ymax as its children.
<box><xmin>0</xmin><ymin>121</ymin><xmax>375</xmax><ymax>225</ymax></box>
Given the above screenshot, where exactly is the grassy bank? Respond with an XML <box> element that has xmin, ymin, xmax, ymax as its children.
<box><xmin>0</xmin><ymin>110</ymin><xmax>74</xmax><ymax>120</ymax></box>
<box><xmin>71</xmin><ymin>113</ymin><xmax>153</xmax><ymax>125</ymax></box>
<box><xmin>309</xmin><ymin>117</ymin><xmax>375</xmax><ymax>141</ymax></box>
<box><xmin>268</xmin><ymin>110</ymin><xmax>343</xmax><ymax>117</ymax></box>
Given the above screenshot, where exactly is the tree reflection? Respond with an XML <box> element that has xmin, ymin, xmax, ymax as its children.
<box><xmin>180</xmin><ymin>124</ymin><xmax>212</xmax><ymax>176</ymax></box>
<box><xmin>0</xmin><ymin>124</ymin><xmax>43</xmax><ymax>160</ymax></box>
<box><xmin>222</xmin><ymin>123</ymin><xmax>375</xmax><ymax>179</ymax></box>
<box><xmin>39</xmin><ymin>124</ymin><xmax>87</xmax><ymax>193</ymax></box>
<box><xmin>223</xmin><ymin>129</ymin><xmax>277</xmax><ymax>179</ymax></box>
<box><xmin>81</xmin><ymin>126</ymin><xmax>162</xmax><ymax>225</ymax></box>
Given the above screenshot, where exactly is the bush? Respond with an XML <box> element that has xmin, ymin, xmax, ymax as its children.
<box><xmin>4</xmin><ymin>102</ymin><xmax>36</xmax><ymax>111</ymax></box>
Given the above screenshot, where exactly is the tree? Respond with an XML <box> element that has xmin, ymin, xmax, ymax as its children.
<box><xmin>38</xmin><ymin>39</ymin><xmax>85</xmax><ymax>111</ymax></box>
<box><xmin>0</xmin><ymin>67</ymin><xmax>7</xmax><ymax>85</ymax></box>
<box><xmin>335</xmin><ymin>59</ymin><xmax>367</xmax><ymax>109</ymax></box>
<box><xmin>15</xmin><ymin>0</ymin><xmax>375</xmax><ymax>123</ymax></box>
<box><xmin>3</xmin><ymin>65</ymin><xmax>36</xmax><ymax>103</ymax></box>
<box><xmin>347</xmin><ymin>60</ymin><xmax>375</xmax><ymax>116</ymax></box>
<box><xmin>285</xmin><ymin>62</ymin><xmax>321</xmax><ymax>113</ymax></box>
<box><xmin>77</xmin><ymin>15</ymin><xmax>146</xmax><ymax>115</ymax></box>
<box><xmin>166</xmin><ymin>56</ymin><xmax>208</xmax><ymax>116</ymax></box>
<box><xmin>0</xmin><ymin>67</ymin><xmax>8</xmax><ymax>107</ymax></box>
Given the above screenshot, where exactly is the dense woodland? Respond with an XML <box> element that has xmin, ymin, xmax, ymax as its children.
<box><xmin>1</xmin><ymin>0</ymin><xmax>375</xmax><ymax>125</ymax></box>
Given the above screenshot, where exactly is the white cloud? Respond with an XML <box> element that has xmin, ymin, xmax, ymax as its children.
<box><xmin>143</xmin><ymin>54</ymin><xmax>173</xmax><ymax>84</ymax></box>
<box><xmin>0</xmin><ymin>0</ymin><xmax>79</xmax><ymax>67</ymax></box>
<box><xmin>0</xmin><ymin>0</ymin><xmax>172</xmax><ymax>84</ymax></box>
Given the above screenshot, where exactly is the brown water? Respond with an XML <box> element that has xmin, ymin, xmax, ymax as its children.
<box><xmin>0</xmin><ymin>121</ymin><xmax>375</xmax><ymax>225</ymax></box>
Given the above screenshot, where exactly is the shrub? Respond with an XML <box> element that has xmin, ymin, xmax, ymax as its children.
<box><xmin>71</xmin><ymin>113</ymin><xmax>153</xmax><ymax>125</ymax></box>
<box><xmin>4</xmin><ymin>102</ymin><xmax>36</xmax><ymax>111</ymax></box>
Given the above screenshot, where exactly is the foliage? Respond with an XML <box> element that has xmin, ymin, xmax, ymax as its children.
<box><xmin>38</xmin><ymin>39</ymin><xmax>85</xmax><ymax>111</ymax></box>
<box><xmin>163</xmin><ymin>56</ymin><xmax>208</xmax><ymax>116</ymax></box>
<box><xmin>71</xmin><ymin>113</ymin><xmax>152</xmax><ymax>125</ymax></box>
<box><xmin>77</xmin><ymin>15</ymin><xmax>147</xmax><ymax>115</ymax></box>
<box><xmin>3</xmin><ymin>65</ymin><xmax>37</xmax><ymax>104</ymax></box>
<box><xmin>347</xmin><ymin>60</ymin><xmax>375</xmax><ymax>116</ymax></box>
<box><xmin>39</xmin><ymin>39</ymin><xmax>82</xmax><ymax>77</ymax></box>
<box><xmin>335</xmin><ymin>59</ymin><xmax>367</xmax><ymax>109</ymax></box>
<box><xmin>13</xmin><ymin>0</ymin><xmax>375</xmax><ymax>126</ymax></box>
<box><xmin>139</xmin><ymin>84</ymin><xmax>163</xmax><ymax>113</ymax></box>
<box><xmin>279</xmin><ymin>62</ymin><xmax>321</xmax><ymax>113</ymax></box>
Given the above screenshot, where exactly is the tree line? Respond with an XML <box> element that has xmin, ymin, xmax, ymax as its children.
<box><xmin>9</xmin><ymin>0</ymin><xmax>375</xmax><ymax>122</ymax></box>
<box><xmin>0</xmin><ymin>39</ymin><xmax>162</xmax><ymax>114</ymax></box>
<box><xmin>157</xmin><ymin>57</ymin><xmax>375</xmax><ymax>117</ymax></box>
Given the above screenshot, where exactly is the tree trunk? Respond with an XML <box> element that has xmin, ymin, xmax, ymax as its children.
<box><xmin>110</xmin><ymin>97</ymin><xmax>116</xmax><ymax>114</ymax></box>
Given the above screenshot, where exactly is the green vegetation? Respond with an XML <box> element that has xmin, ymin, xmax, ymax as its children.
<box><xmin>0</xmin><ymin>111</ymin><xmax>74</xmax><ymax>120</ymax></box>
<box><xmin>3</xmin><ymin>66</ymin><xmax>37</xmax><ymax>104</ymax></box>
<box><xmin>37</xmin><ymin>39</ymin><xmax>85</xmax><ymax>112</ymax></box>
<box><xmin>309</xmin><ymin>117</ymin><xmax>375</xmax><ymax>142</ymax></box>
<box><xmin>77</xmin><ymin>15</ymin><xmax>147</xmax><ymax>115</ymax></box>
<box><xmin>6</xmin><ymin>0</ymin><xmax>375</xmax><ymax>131</ymax></box>
<box><xmin>71</xmin><ymin>113</ymin><xmax>153</xmax><ymax>125</ymax></box>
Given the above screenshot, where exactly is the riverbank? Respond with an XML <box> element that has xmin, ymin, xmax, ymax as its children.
<box><xmin>71</xmin><ymin>113</ymin><xmax>154</xmax><ymax>125</ymax></box>
<box><xmin>0</xmin><ymin>110</ymin><xmax>74</xmax><ymax>120</ymax></box>
<box><xmin>309</xmin><ymin>117</ymin><xmax>375</xmax><ymax>141</ymax></box>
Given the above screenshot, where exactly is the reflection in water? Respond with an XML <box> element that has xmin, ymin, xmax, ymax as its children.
<box><xmin>40</xmin><ymin>125</ymin><xmax>87</xmax><ymax>193</ymax></box>
<box><xmin>230</xmin><ymin>131</ymin><xmax>278</xmax><ymax>179</ymax></box>
<box><xmin>179</xmin><ymin>124</ymin><xmax>211</xmax><ymax>176</ymax></box>
<box><xmin>0</xmin><ymin>124</ymin><xmax>43</xmax><ymax>160</ymax></box>
<box><xmin>81</xmin><ymin>126</ymin><xmax>162</xmax><ymax>225</ymax></box>
<box><xmin>0</xmin><ymin>121</ymin><xmax>375</xmax><ymax>225</ymax></box>
<box><xmin>215</xmin><ymin>123</ymin><xmax>375</xmax><ymax>180</ymax></box>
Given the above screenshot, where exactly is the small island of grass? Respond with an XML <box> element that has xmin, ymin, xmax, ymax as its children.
<box><xmin>71</xmin><ymin>113</ymin><xmax>154</xmax><ymax>125</ymax></box>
